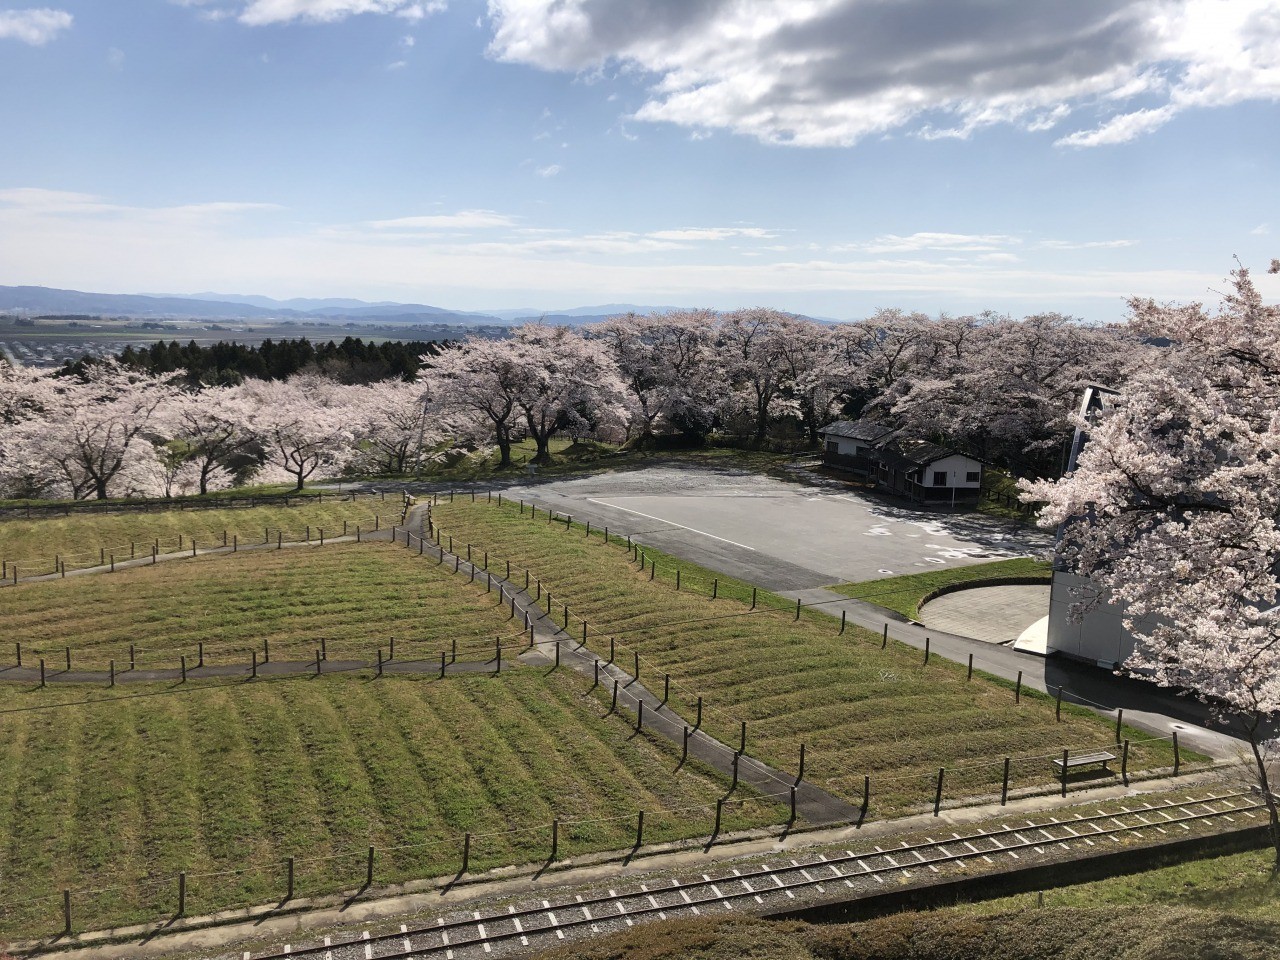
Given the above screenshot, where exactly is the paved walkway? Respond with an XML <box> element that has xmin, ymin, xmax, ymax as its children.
<box><xmin>918</xmin><ymin>584</ymin><xmax>1051</xmax><ymax>645</ymax></box>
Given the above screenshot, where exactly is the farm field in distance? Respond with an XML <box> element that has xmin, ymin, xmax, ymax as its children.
<box><xmin>431</xmin><ymin>499</ymin><xmax>1187</xmax><ymax>811</ymax></box>
<box><xmin>0</xmin><ymin>542</ymin><xmax>778</xmax><ymax>936</ymax></box>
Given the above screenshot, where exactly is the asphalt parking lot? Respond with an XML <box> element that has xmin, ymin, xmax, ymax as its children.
<box><xmin>500</xmin><ymin>465</ymin><xmax>1052</xmax><ymax>591</ymax></box>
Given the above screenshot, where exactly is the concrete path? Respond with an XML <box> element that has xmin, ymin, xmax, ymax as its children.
<box><xmin>918</xmin><ymin>584</ymin><xmax>1051</xmax><ymax>645</ymax></box>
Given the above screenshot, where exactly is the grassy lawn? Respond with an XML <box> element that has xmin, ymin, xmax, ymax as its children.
<box><xmin>0</xmin><ymin>542</ymin><xmax>528</xmax><ymax>668</ymax></box>
<box><xmin>832</xmin><ymin>557</ymin><xmax>1052</xmax><ymax>620</ymax></box>
<box><xmin>0</xmin><ymin>548</ymin><xmax>783</xmax><ymax>935</ymax></box>
<box><xmin>0</xmin><ymin>495</ymin><xmax>403</xmax><ymax>572</ymax></box>
<box><xmin>431</xmin><ymin>500</ymin><xmax>1183</xmax><ymax>814</ymax></box>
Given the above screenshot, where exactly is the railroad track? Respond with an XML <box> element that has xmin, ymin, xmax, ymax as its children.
<box><xmin>245</xmin><ymin>791</ymin><xmax>1261</xmax><ymax>960</ymax></box>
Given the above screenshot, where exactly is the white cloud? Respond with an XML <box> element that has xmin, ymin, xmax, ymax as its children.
<box><xmin>1251</xmin><ymin>223</ymin><xmax>1271</xmax><ymax>236</ymax></box>
<box><xmin>0</xmin><ymin>8</ymin><xmax>72</xmax><ymax>45</ymax></box>
<box><xmin>486</xmin><ymin>0</ymin><xmax>1280</xmax><ymax>148</ymax></box>
<box><xmin>368</xmin><ymin>209</ymin><xmax>518</xmax><ymax>230</ymax></box>
<box><xmin>1039</xmin><ymin>238</ymin><xmax>1136</xmax><ymax>249</ymax></box>
<box><xmin>106</xmin><ymin>47</ymin><xmax>126</xmax><ymax>70</ymax></box>
<box><xmin>847</xmin><ymin>233</ymin><xmax>1021</xmax><ymax>254</ymax></box>
<box><xmin>647</xmin><ymin>227</ymin><xmax>775</xmax><ymax>241</ymax></box>
<box><xmin>536</xmin><ymin>164</ymin><xmax>562</xmax><ymax>177</ymax></box>
<box><xmin>178</xmin><ymin>0</ymin><xmax>446</xmax><ymax>26</ymax></box>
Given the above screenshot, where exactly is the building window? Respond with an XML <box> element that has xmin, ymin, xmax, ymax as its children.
<box><xmin>826</xmin><ymin>440</ymin><xmax>839</xmax><ymax>453</ymax></box>
<box><xmin>932</xmin><ymin>470</ymin><xmax>947</xmax><ymax>487</ymax></box>
<box><xmin>966</xmin><ymin>470</ymin><xmax>980</xmax><ymax>483</ymax></box>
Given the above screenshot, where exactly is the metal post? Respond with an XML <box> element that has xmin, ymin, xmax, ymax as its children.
<box><xmin>181</xmin><ymin>655</ymin><xmax>186</xmax><ymax>683</ymax></box>
<box><xmin>251</xmin><ymin>650</ymin><xmax>258</xmax><ymax>679</ymax></box>
<box><xmin>593</xmin><ymin>659</ymin><xmax>599</xmax><ymax>689</ymax></box>
<box><xmin>110</xmin><ymin>553</ymin><xmax>115</xmax><ymax>573</ymax></box>
<box><xmin>40</xmin><ymin>658</ymin><xmax>45</xmax><ymax>687</ymax></box>
<box><xmin>495</xmin><ymin>639</ymin><xmax>501</xmax><ymax>674</ymax></box>
<box><xmin>452</xmin><ymin>638</ymin><xmax>457</xmax><ymax>663</ymax></box>
<box><xmin>609</xmin><ymin>636</ymin><xmax>615</xmax><ymax>665</ymax></box>
<box><xmin>555</xmin><ymin>640</ymin><xmax>560</xmax><ymax>669</ymax></box>
<box><xmin>1061</xmin><ymin>749</ymin><xmax>1070</xmax><ymax>796</ymax></box>
<box><xmin>377</xmin><ymin>648</ymin><xmax>384</xmax><ymax>676</ymax></box>
<box><xmin>1015</xmin><ymin>670</ymin><xmax>1023</xmax><ymax>703</ymax></box>
<box><xmin>1122</xmin><ymin>739</ymin><xmax>1130</xmax><ymax>785</ymax></box>
<box><xmin>1056</xmin><ymin>686</ymin><xmax>1063</xmax><ymax>721</ymax></box>
<box><xmin>315</xmin><ymin>649</ymin><xmax>322</xmax><ymax>675</ymax></box>
<box><xmin>711</xmin><ymin>798</ymin><xmax>723</xmax><ymax>843</ymax></box>
<box><xmin>967</xmin><ymin>653</ymin><xmax>974</xmax><ymax>680</ymax></box>
<box><xmin>695</xmin><ymin>696</ymin><xmax>702</xmax><ymax>730</ymax></box>
<box><xmin>662</xmin><ymin>673</ymin><xmax>669</xmax><ymax>707</ymax></box>
<box><xmin>676</xmin><ymin>569</ymin><xmax>681</xmax><ymax>590</ymax></box>
<box><xmin>751</xmin><ymin>587</ymin><xmax>756</xmax><ymax>610</ymax></box>
<box><xmin>198</xmin><ymin>642</ymin><xmax>204</xmax><ymax>668</ymax></box>
<box><xmin>636</xmin><ymin>699</ymin><xmax>644</xmax><ymax>731</ymax></box>
<box><xmin>462</xmin><ymin>833</ymin><xmax>470</xmax><ymax>874</ymax></box>
<box><xmin>635</xmin><ymin>811</ymin><xmax>644</xmax><ymax>849</ymax></box>
<box><xmin>65</xmin><ymin>646</ymin><xmax>71</xmax><ymax>671</ymax></box>
<box><xmin>794</xmin><ymin>597</ymin><xmax>801</xmax><ymax>620</ymax></box>
<box><xmin>882</xmin><ymin>623</ymin><xmax>888</xmax><ymax>648</ymax></box>
<box><xmin>1001</xmin><ymin>757</ymin><xmax>1011</xmax><ymax>805</ymax></box>
<box><xmin>1116</xmin><ymin>709</ymin><xmax>1124</xmax><ymax>744</ymax></box>
<box><xmin>924</xmin><ymin>636</ymin><xmax>930</xmax><ymax>664</ymax></box>
<box><xmin>934</xmin><ymin>767</ymin><xmax>945</xmax><ymax>816</ymax></box>
<box><xmin>739</xmin><ymin>720</ymin><xmax>747</xmax><ymax>755</ymax></box>
<box><xmin>110</xmin><ymin>660</ymin><xmax>115</xmax><ymax>687</ymax></box>
<box><xmin>1173</xmin><ymin>731</ymin><xmax>1180</xmax><ymax>776</ymax></box>
<box><xmin>367</xmin><ymin>846</ymin><xmax>374</xmax><ymax>887</ymax></box>
<box><xmin>790</xmin><ymin>785</ymin><xmax>797</xmax><ymax>823</ymax></box>
<box><xmin>610</xmin><ymin>679</ymin><xmax>619</xmax><ymax>714</ymax></box>
<box><xmin>862</xmin><ymin>775</ymin><xmax>870</xmax><ymax>819</ymax></box>
<box><xmin>440</xmin><ymin>651</ymin><xmax>446</xmax><ymax>679</ymax></box>
<box><xmin>840</xmin><ymin>609</ymin><xmax>846</xmax><ymax>634</ymax></box>
<box><xmin>264</xmin><ymin>638</ymin><xmax>270</xmax><ymax>663</ymax></box>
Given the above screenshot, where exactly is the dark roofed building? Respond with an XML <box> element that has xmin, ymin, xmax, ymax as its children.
<box><xmin>819</xmin><ymin>417</ymin><xmax>984</xmax><ymax>503</ymax></box>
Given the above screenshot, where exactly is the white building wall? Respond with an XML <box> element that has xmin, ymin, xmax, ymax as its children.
<box><xmin>1046</xmin><ymin>571</ymin><xmax>1139</xmax><ymax>667</ymax></box>
<box><xmin>923</xmin><ymin>454</ymin><xmax>983</xmax><ymax>488</ymax></box>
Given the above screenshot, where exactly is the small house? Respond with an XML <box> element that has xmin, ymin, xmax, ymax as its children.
<box><xmin>819</xmin><ymin>418</ymin><xmax>984</xmax><ymax>503</ymax></box>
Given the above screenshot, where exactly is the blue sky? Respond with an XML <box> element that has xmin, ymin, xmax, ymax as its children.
<box><xmin>1</xmin><ymin>0</ymin><xmax>1277</xmax><ymax>320</ymax></box>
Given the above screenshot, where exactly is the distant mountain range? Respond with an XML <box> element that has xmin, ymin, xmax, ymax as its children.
<box><xmin>0</xmin><ymin>286</ymin><xmax>693</xmax><ymax>326</ymax></box>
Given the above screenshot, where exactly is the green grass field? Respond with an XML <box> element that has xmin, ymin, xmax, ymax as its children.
<box><xmin>430</xmin><ymin>500</ymin><xmax>1183</xmax><ymax>813</ymax></box>
<box><xmin>0</xmin><ymin>542</ymin><xmax>527</xmax><ymax>668</ymax></box>
<box><xmin>832</xmin><ymin>558</ymin><xmax>1052</xmax><ymax>619</ymax></box>
<box><xmin>0</xmin><ymin>545</ymin><xmax>780</xmax><ymax>935</ymax></box>
<box><xmin>0</xmin><ymin>495</ymin><xmax>402</xmax><ymax>572</ymax></box>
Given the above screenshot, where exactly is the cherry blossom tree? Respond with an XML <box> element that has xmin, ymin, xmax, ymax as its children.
<box><xmin>588</xmin><ymin>310</ymin><xmax>722</xmax><ymax>445</ymax></box>
<box><xmin>164</xmin><ymin>386</ymin><xmax>258</xmax><ymax>494</ymax></box>
<box><xmin>239</xmin><ymin>375</ymin><xmax>356</xmax><ymax>490</ymax></box>
<box><xmin>890</xmin><ymin>314</ymin><xmax>1140</xmax><ymax>476</ymax></box>
<box><xmin>419</xmin><ymin>337</ymin><xmax>527</xmax><ymax>468</ymax></box>
<box><xmin>349</xmin><ymin>379</ymin><xmax>450</xmax><ymax>475</ymax></box>
<box><xmin>1023</xmin><ymin>261</ymin><xmax>1280</xmax><ymax>868</ymax></box>
<box><xmin>6</xmin><ymin>361</ymin><xmax>178</xmax><ymax>500</ymax></box>
<box><xmin>717</xmin><ymin>308</ymin><xmax>792</xmax><ymax>445</ymax></box>
<box><xmin>509</xmin><ymin>324</ymin><xmax>625</xmax><ymax>463</ymax></box>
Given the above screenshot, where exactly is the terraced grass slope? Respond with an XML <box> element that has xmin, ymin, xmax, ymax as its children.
<box><xmin>432</xmin><ymin>500</ymin><xmax>1182</xmax><ymax>812</ymax></box>
<box><xmin>0</xmin><ymin>545</ymin><xmax>780</xmax><ymax>935</ymax></box>
<box><xmin>0</xmin><ymin>494</ymin><xmax>401</xmax><ymax>572</ymax></box>
<box><xmin>0</xmin><ymin>542</ymin><xmax>529</xmax><ymax>667</ymax></box>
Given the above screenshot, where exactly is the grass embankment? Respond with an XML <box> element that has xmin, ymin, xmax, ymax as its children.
<box><xmin>0</xmin><ymin>494</ymin><xmax>401</xmax><ymax>572</ymax></box>
<box><xmin>832</xmin><ymin>558</ymin><xmax>1052</xmax><ymax>620</ymax></box>
<box><xmin>0</xmin><ymin>551</ymin><xmax>777</xmax><ymax>935</ymax></box>
<box><xmin>531</xmin><ymin>907</ymin><xmax>1280</xmax><ymax>960</ymax></box>
<box><xmin>431</xmin><ymin>500</ymin><xmax>1184</xmax><ymax>812</ymax></box>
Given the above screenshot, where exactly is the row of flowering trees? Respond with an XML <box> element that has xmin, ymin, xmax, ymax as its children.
<box><xmin>423</xmin><ymin>309</ymin><xmax>1144</xmax><ymax>474</ymax></box>
<box><xmin>0</xmin><ymin>365</ymin><xmax>445</xmax><ymax>500</ymax></box>
<box><xmin>0</xmin><ymin>306</ymin><xmax>1142</xmax><ymax>500</ymax></box>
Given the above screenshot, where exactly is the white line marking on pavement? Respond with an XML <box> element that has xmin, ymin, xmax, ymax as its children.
<box><xmin>586</xmin><ymin>500</ymin><xmax>757</xmax><ymax>550</ymax></box>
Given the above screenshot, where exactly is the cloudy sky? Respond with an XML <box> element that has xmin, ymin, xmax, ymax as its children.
<box><xmin>1</xmin><ymin>0</ymin><xmax>1277</xmax><ymax>319</ymax></box>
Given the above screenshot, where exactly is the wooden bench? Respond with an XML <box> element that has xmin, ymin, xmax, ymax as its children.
<box><xmin>1052</xmin><ymin>751</ymin><xmax>1116</xmax><ymax>774</ymax></box>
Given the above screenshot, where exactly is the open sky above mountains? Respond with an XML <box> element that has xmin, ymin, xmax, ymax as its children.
<box><xmin>1</xmin><ymin>0</ymin><xmax>1277</xmax><ymax>321</ymax></box>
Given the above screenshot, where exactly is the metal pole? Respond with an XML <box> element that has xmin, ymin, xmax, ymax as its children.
<box><xmin>967</xmin><ymin>653</ymin><xmax>974</xmax><ymax>680</ymax></box>
<box><xmin>924</xmin><ymin>636</ymin><xmax>930</xmax><ymax>664</ymax></box>
<box><xmin>882</xmin><ymin>623</ymin><xmax>888</xmax><ymax>648</ymax></box>
<box><xmin>934</xmin><ymin>767</ymin><xmax>945</xmax><ymax>816</ymax></box>
<box><xmin>1122</xmin><ymin>739</ymin><xmax>1130</xmax><ymax>785</ymax></box>
<box><xmin>1115</xmin><ymin>709</ymin><xmax>1124</xmax><ymax>744</ymax></box>
<box><xmin>1056</xmin><ymin>686</ymin><xmax>1063</xmax><ymax>721</ymax></box>
<box><xmin>1015</xmin><ymin>670</ymin><xmax>1023</xmax><ymax>703</ymax></box>
<box><xmin>840</xmin><ymin>609</ymin><xmax>846</xmax><ymax>634</ymax></box>
<box><xmin>1173</xmin><ymin>731</ymin><xmax>1180</xmax><ymax>776</ymax></box>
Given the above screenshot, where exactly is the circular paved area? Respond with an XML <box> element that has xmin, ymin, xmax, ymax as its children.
<box><xmin>918</xmin><ymin>584</ymin><xmax>1051</xmax><ymax>644</ymax></box>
